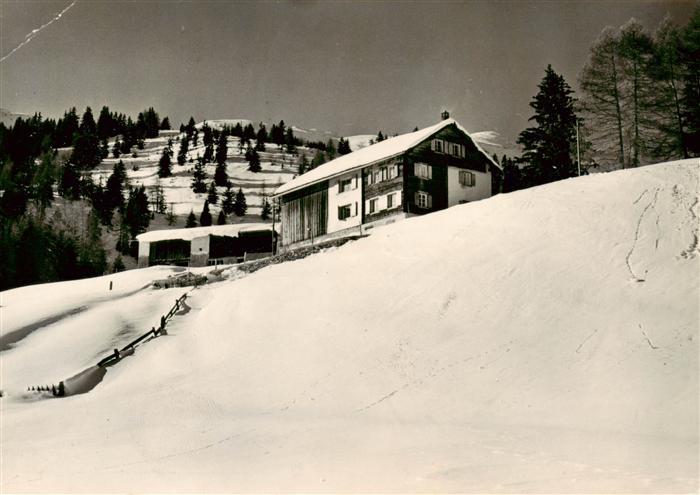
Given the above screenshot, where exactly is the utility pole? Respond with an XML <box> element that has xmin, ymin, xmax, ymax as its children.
<box><xmin>576</xmin><ymin>118</ymin><xmax>581</xmax><ymax>177</ymax></box>
<box><xmin>271</xmin><ymin>197</ymin><xmax>276</xmax><ymax>255</ymax></box>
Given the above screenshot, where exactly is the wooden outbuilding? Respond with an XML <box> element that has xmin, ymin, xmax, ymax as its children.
<box><xmin>136</xmin><ymin>224</ymin><xmax>277</xmax><ymax>268</ymax></box>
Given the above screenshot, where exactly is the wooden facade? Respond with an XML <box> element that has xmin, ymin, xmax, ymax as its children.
<box><xmin>280</xmin><ymin>181</ymin><xmax>329</xmax><ymax>246</ymax></box>
<box><xmin>403</xmin><ymin>124</ymin><xmax>492</xmax><ymax>216</ymax></box>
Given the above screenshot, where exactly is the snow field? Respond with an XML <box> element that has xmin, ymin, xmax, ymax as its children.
<box><xmin>1</xmin><ymin>159</ymin><xmax>698</xmax><ymax>492</ymax></box>
<box><xmin>90</xmin><ymin>130</ymin><xmax>298</xmax><ymax>217</ymax></box>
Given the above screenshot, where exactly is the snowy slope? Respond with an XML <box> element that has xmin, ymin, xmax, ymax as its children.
<box><xmin>90</xmin><ymin>128</ymin><xmax>299</xmax><ymax>218</ymax></box>
<box><xmin>1</xmin><ymin>159</ymin><xmax>698</xmax><ymax>492</ymax></box>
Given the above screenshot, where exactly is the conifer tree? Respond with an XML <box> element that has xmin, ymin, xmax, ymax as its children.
<box><xmin>203</xmin><ymin>143</ymin><xmax>214</xmax><ymax>163</ymax></box>
<box><xmin>310</xmin><ymin>149</ymin><xmax>326</xmax><ymax>170</ymax></box>
<box><xmin>97</xmin><ymin>106</ymin><xmax>113</xmax><ymax>140</ymax></box>
<box><xmin>217</xmin><ymin>210</ymin><xmax>227</xmax><ymax>225</ymax></box>
<box><xmin>71</xmin><ymin>107</ymin><xmax>101</xmax><ymax>168</ymax></box>
<box><xmin>243</xmin><ymin>123</ymin><xmax>256</xmax><ymax>141</ymax></box>
<box><xmin>202</xmin><ymin>123</ymin><xmax>213</xmax><ymax>147</ymax></box>
<box><xmin>326</xmin><ymin>139</ymin><xmax>336</xmax><ymax>160</ymax></box>
<box><xmin>191</xmin><ymin>157</ymin><xmax>207</xmax><ymax>193</ymax></box>
<box><xmin>247</xmin><ymin>149</ymin><xmax>261</xmax><ymax>172</ymax></box>
<box><xmin>177</xmin><ymin>137</ymin><xmax>189</xmax><ymax>165</ymax></box>
<box><xmin>221</xmin><ymin>184</ymin><xmax>235</xmax><ymax>215</ymax></box>
<box><xmin>376</xmin><ymin>131</ymin><xmax>385</xmax><ymax>142</ymax></box>
<box><xmin>298</xmin><ymin>153</ymin><xmax>309</xmax><ymax>175</ymax></box>
<box><xmin>185</xmin><ymin>209</ymin><xmax>197</xmax><ymax>228</ymax></box>
<box><xmin>517</xmin><ymin>65</ymin><xmax>578</xmax><ymax>186</ymax></box>
<box><xmin>285</xmin><ymin>127</ymin><xmax>297</xmax><ymax>153</ymax></box>
<box><xmin>59</xmin><ymin>163</ymin><xmax>81</xmax><ymax>199</ymax></box>
<box><xmin>34</xmin><ymin>152</ymin><xmax>56</xmax><ymax>211</ymax></box>
<box><xmin>233</xmin><ymin>188</ymin><xmax>247</xmax><ymax>217</ymax></box>
<box><xmin>104</xmin><ymin>160</ymin><xmax>127</xmax><ymax>217</ymax></box>
<box><xmin>255</xmin><ymin>124</ymin><xmax>267</xmax><ymax>151</ymax></box>
<box><xmin>207</xmin><ymin>181</ymin><xmax>219</xmax><ymax>204</ymax></box>
<box><xmin>337</xmin><ymin>137</ymin><xmax>352</xmax><ymax>155</ymax></box>
<box><xmin>260</xmin><ymin>197</ymin><xmax>271</xmax><ymax>220</ymax></box>
<box><xmin>199</xmin><ymin>200</ymin><xmax>212</xmax><ymax>226</ymax></box>
<box><xmin>158</xmin><ymin>146</ymin><xmax>172</xmax><ymax>177</ymax></box>
<box><xmin>160</xmin><ymin>117</ymin><xmax>171</xmax><ymax>130</ymax></box>
<box><xmin>215</xmin><ymin>131</ymin><xmax>228</xmax><ymax>165</ymax></box>
<box><xmin>143</xmin><ymin>107</ymin><xmax>161</xmax><ymax>138</ymax></box>
<box><xmin>124</xmin><ymin>185</ymin><xmax>150</xmax><ymax>237</ymax></box>
<box><xmin>186</xmin><ymin>117</ymin><xmax>196</xmax><ymax>139</ymax></box>
<box><xmin>112</xmin><ymin>139</ymin><xmax>121</xmax><ymax>158</ymax></box>
<box><xmin>98</xmin><ymin>139</ymin><xmax>108</xmax><ymax>160</ymax></box>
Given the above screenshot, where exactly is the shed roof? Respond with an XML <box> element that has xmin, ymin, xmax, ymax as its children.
<box><xmin>274</xmin><ymin>118</ymin><xmax>499</xmax><ymax>197</ymax></box>
<box><xmin>136</xmin><ymin>223</ymin><xmax>275</xmax><ymax>243</ymax></box>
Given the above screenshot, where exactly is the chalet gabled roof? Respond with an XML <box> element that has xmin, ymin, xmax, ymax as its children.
<box><xmin>274</xmin><ymin>118</ymin><xmax>500</xmax><ymax>197</ymax></box>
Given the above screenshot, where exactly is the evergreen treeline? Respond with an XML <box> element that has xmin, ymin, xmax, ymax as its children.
<box><xmin>0</xmin><ymin>105</ymin><xmax>169</xmax><ymax>290</ymax></box>
<box><xmin>501</xmin><ymin>8</ymin><xmax>699</xmax><ymax>194</ymax></box>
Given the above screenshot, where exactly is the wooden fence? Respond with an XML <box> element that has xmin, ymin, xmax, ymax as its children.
<box><xmin>96</xmin><ymin>291</ymin><xmax>189</xmax><ymax>368</ymax></box>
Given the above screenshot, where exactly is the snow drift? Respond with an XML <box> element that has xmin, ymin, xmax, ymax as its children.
<box><xmin>1</xmin><ymin>159</ymin><xmax>698</xmax><ymax>492</ymax></box>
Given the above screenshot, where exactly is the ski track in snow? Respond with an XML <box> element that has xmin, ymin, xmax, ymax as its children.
<box><xmin>625</xmin><ymin>187</ymin><xmax>659</xmax><ymax>281</ymax></box>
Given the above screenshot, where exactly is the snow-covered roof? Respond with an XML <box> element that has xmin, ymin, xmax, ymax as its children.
<box><xmin>274</xmin><ymin>118</ymin><xmax>500</xmax><ymax>197</ymax></box>
<box><xmin>136</xmin><ymin>223</ymin><xmax>275</xmax><ymax>243</ymax></box>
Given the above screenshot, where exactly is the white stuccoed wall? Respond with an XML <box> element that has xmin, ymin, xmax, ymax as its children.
<box><xmin>447</xmin><ymin>167</ymin><xmax>492</xmax><ymax>207</ymax></box>
<box><xmin>327</xmin><ymin>170</ymin><xmax>362</xmax><ymax>234</ymax></box>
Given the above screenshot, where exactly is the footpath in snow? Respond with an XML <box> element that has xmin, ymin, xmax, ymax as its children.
<box><xmin>0</xmin><ymin>159</ymin><xmax>698</xmax><ymax>492</ymax></box>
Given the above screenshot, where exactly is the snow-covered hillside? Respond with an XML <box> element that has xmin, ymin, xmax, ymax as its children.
<box><xmin>1</xmin><ymin>160</ymin><xmax>698</xmax><ymax>492</ymax></box>
<box><xmin>90</xmin><ymin>127</ymin><xmax>300</xmax><ymax>218</ymax></box>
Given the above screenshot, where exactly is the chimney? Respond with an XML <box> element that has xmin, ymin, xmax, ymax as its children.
<box><xmin>441</xmin><ymin>110</ymin><xmax>450</xmax><ymax>120</ymax></box>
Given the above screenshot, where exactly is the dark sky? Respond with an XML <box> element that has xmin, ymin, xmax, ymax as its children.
<box><xmin>0</xmin><ymin>1</ymin><xmax>695</xmax><ymax>141</ymax></box>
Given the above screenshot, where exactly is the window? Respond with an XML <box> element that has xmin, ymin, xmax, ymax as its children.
<box><xmin>459</xmin><ymin>170</ymin><xmax>475</xmax><ymax>187</ymax></box>
<box><xmin>338</xmin><ymin>204</ymin><xmax>352</xmax><ymax>220</ymax></box>
<box><xmin>432</xmin><ymin>139</ymin><xmax>444</xmax><ymax>153</ymax></box>
<box><xmin>369</xmin><ymin>198</ymin><xmax>378</xmax><ymax>214</ymax></box>
<box><xmin>416</xmin><ymin>191</ymin><xmax>432</xmax><ymax>209</ymax></box>
<box><xmin>387</xmin><ymin>193</ymin><xmax>395</xmax><ymax>208</ymax></box>
<box><xmin>339</xmin><ymin>178</ymin><xmax>353</xmax><ymax>193</ymax></box>
<box><xmin>451</xmin><ymin>143</ymin><xmax>464</xmax><ymax>158</ymax></box>
<box><xmin>373</xmin><ymin>170</ymin><xmax>381</xmax><ymax>183</ymax></box>
<box><xmin>415</xmin><ymin>162</ymin><xmax>432</xmax><ymax>179</ymax></box>
<box><xmin>381</xmin><ymin>167</ymin><xmax>388</xmax><ymax>181</ymax></box>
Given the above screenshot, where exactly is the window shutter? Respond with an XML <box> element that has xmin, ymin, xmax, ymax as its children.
<box><xmin>470</xmin><ymin>172</ymin><xmax>475</xmax><ymax>186</ymax></box>
<box><xmin>431</xmin><ymin>139</ymin><xmax>436</xmax><ymax>151</ymax></box>
<box><xmin>427</xmin><ymin>194</ymin><xmax>433</xmax><ymax>209</ymax></box>
<box><xmin>414</xmin><ymin>191</ymin><xmax>419</xmax><ymax>205</ymax></box>
<box><xmin>337</xmin><ymin>206</ymin><xmax>342</xmax><ymax>220</ymax></box>
<box><xmin>355</xmin><ymin>202</ymin><xmax>358</xmax><ymax>216</ymax></box>
<box><xmin>428</xmin><ymin>165</ymin><xmax>433</xmax><ymax>179</ymax></box>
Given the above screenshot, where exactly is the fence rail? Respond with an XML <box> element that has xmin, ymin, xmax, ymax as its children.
<box><xmin>96</xmin><ymin>292</ymin><xmax>189</xmax><ymax>368</ymax></box>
